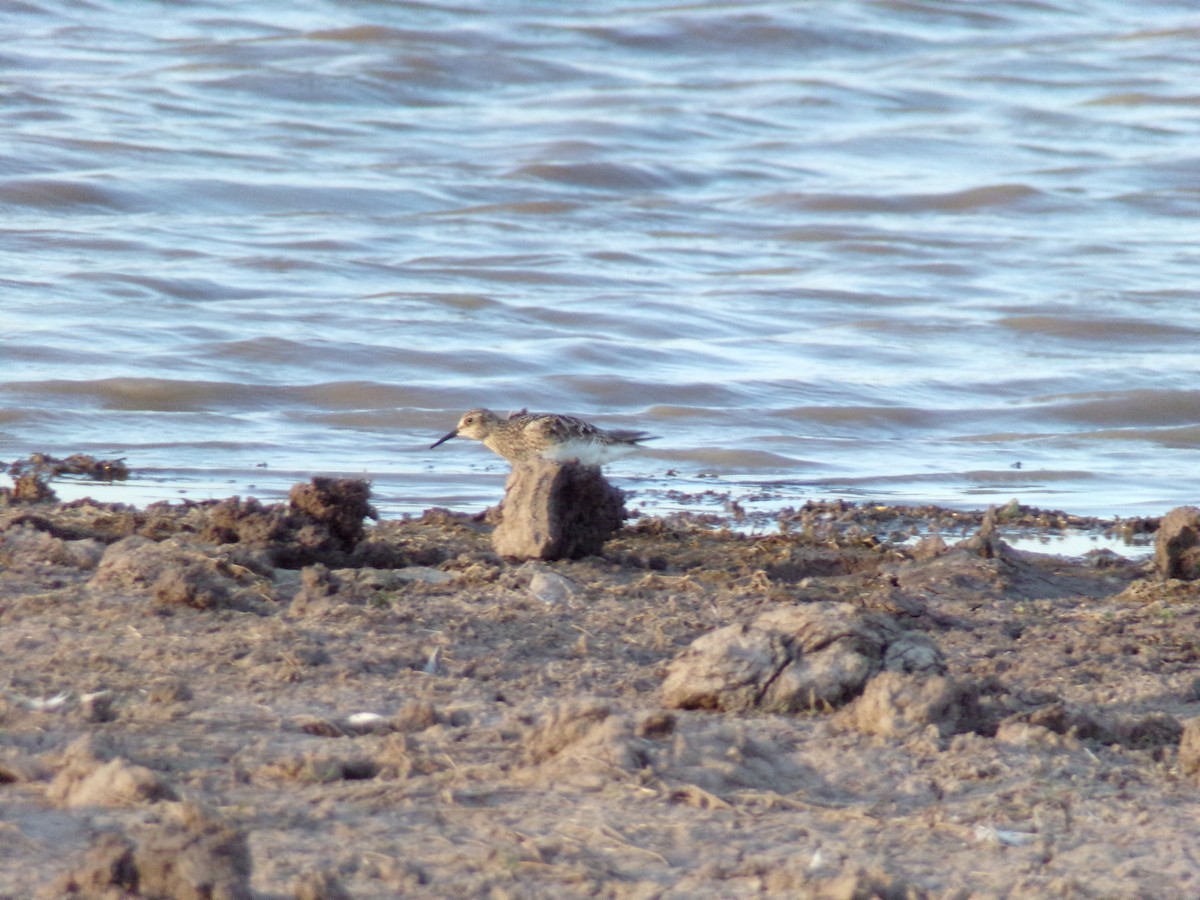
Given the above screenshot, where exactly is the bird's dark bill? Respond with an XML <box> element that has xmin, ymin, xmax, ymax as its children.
<box><xmin>429</xmin><ymin>430</ymin><xmax>458</xmax><ymax>449</ymax></box>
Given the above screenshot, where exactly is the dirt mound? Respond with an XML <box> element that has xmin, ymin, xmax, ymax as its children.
<box><xmin>837</xmin><ymin>672</ymin><xmax>986</xmax><ymax>739</ymax></box>
<box><xmin>89</xmin><ymin>535</ymin><xmax>272</xmax><ymax>610</ymax></box>
<box><xmin>519</xmin><ymin>700</ymin><xmax>827</xmax><ymax>804</ymax></box>
<box><xmin>45</xmin><ymin>802</ymin><xmax>252</xmax><ymax>900</ymax></box>
<box><xmin>0</xmin><ymin>524</ymin><xmax>105</xmax><ymax>570</ymax></box>
<box><xmin>200</xmin><ymin>477</ymin><xmax>377</xmax><ymax>568</ymax></box>
<box><xmin>661</xmin><ymin>602</ymin><xmax>943</xmax><ymax>713</ymax></box>
<box><xmin>520</xmin><ymin>700</ymin><xmax>653</xmax><ymax>789</ymax></box>
<box><xmin>46</xmin><ymin>736</ymin><xmax>178</xmax><ymax>810</ymax></box>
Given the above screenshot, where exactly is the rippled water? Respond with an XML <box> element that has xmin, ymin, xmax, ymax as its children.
<box><xmin>3</xmin><ymin>0</ymin><xmax>1199</xmax><ymax>520</ymax></box>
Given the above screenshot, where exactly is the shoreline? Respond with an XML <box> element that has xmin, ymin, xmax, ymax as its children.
<box><xmin>2</xmin><ymin>481</ymin><xmax>1198</xmax><ymax>897</ymax></box>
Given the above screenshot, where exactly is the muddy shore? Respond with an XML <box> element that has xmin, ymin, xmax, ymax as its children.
<box><xmin>1</xmin><ymin>475</ymin><xmax>1199</xmax><ymax>899</ymax></box>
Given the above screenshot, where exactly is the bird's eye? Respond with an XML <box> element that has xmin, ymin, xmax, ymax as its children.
<box><xmin>464</xmin><ymin>416</ymin><xmax>474</xmax><ymax>424</ymax></box>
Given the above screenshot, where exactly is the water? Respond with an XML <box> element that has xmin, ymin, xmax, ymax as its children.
<box><xmin>3</xmin><ymin>0</ymin><xmax>1199</xmax><ymax>522</ymax></box>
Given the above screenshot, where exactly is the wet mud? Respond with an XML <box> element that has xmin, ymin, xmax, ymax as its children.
<box><xmin>1</xmin><ymin>478</ymin><xmax>1199</xmax><ymax>898</ymax></box>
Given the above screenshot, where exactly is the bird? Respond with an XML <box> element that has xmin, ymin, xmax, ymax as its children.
<box><xmin>430</xmin><ymin>408</ymin><xmax>656</xmax><ymax>466</ymax></box>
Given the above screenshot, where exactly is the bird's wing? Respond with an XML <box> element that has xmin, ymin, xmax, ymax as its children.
<box><xmin>521</xmin><ymin>414</ymin><xmax>595</xmax><ymax>443</ymax></box>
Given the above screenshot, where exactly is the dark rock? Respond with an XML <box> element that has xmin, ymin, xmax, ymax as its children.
<box><xmin>1156</xmin><ymin>505</ymin><xmax>1200</xmax><ymax>581</ymax></box>
<box><xmin>1</xmin><ymin>471</ymin><xmax>57</xmax><ymax>505</ymax></box>
<box><xmin>201</xmin><ymin>477</ymin><xmax>376</xmax><ymax>568</ymax></box>
<box><xmin>2</xmin><ymin>452</ymin><xmax>129</xmax><ymax>508</ymax></box>
<box><xmin>491</xmin><ymin>459</ymin><xmax>625</xmax><ymax>561</ymax></box>
<box><xmin>289</xmin><ymin>477</ymin><xmax>372</xmax><ymax>549</ymax></box>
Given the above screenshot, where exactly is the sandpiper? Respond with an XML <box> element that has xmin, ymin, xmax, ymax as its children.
<box><xmin>430</xmin><ymin>408</ymin><xmax>657</xmax><ymax>465</ymax></box>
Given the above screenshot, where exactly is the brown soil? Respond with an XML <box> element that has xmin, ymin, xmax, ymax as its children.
<box><xmin>1</xmin><ymin>484</ymin><xmax>1199</xmax><ymax>898</ymax></box>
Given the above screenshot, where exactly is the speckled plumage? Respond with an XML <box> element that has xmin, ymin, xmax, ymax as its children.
<box><xmin>430</xmin><ymin>408</ymin><xmax>656</xmax><ymax>465</ymax></box>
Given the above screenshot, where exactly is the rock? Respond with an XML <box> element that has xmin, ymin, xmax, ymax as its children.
<box><xmin>55</xmin><ymin>758</ymin><xmax>176</xmax><ymax>816</ymax></box>
<box><xmin>0</xmin><ymin>750</ymin><xmax>48</xmax><ymax>784</ymax></box>
<box><xmin>883</xmin><ymin>632</ymin><xmax>947</xmax><ymax>675</ymax></box>
<box><xmin>288</xmin><ymin>477</ymin><xmax>372</xmax><ymax>549</ymax></box>
<box><xmin>491</xmin><ymin>458</ymin><xmax>625</xmax><ymax>561</ymax></box>
<box><xmin>659</xmin><ymin>719</ymin><xmax>817</xmax><ymax>799</ymax></box>
<box><xmin>524</xmin><ymin>564</ymin><xmax>584</xmax><ymax>604</ymax></box>
<box><xmin>90</xmin><ymin>535</ymin><xmax>183</xmax><ymax>589</ymax></box>
<box><xmin>0</xmin><ymin>470</ymin><xmax>57</xmax><ymax>505</ymax></box>
<box><xmin>661</xmin><ymin>603</ymin><xmax>942</xmax><ymax>713</ymax></box>
<box><xmin>660</xmin><ymin>622</ymin><xmax>784</xmax><ymax>712</ymax></box>
<box><xmin>153</xmin><ymin>562</ymin><xmax>233</xmax><ymax>610</ymax></box>
<box><xmin>1156</xmin><ymin>505</ymin><xmax>1200</xmax><ymax>581</ymax></box>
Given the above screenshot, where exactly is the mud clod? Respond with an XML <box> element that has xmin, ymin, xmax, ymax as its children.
<box><xmin>2</xmin><ymin>454</ymin><xmax>130</xmax><ymax>508</ymax></box>
<box><xmin>492</xmin><ymin>458</ymin><xmax>625</xmax><ymax>560</ymax></box>
<box><xmin>838</xmin><ymin>672</ymin><xmax>983</xmax><ymax>738</ymax></box>
<box><xmin>288</xmin><ymin>477</ymin><xmax>374</xmax><ymax>549</ymax></box>
<box><xmin>89</xmin><ymin>535</ymin><xmax>268</xmax><ymax>610</ymax></box>
<box><xmin>42</xmin><ymin>832</ymin><xmax>139</xmax><ymax>898</ymax></box>
<box><xmin>47</xmin><ymin>803</ymin><xmax>253</xmax><ymax>900</ymax></box>
<box><xmin>1156</xmin><ymin>505</ymin><xmax>1200</xmax><ymax>580</ymax></box>
<box><xmin>201</xmin><ymin>477</ymin><xmax>375</xmax><ymax>568</ymax></box>
<box><xmin>661</xmin><ymin>603</ymin><xmax>940</xmax><ymax>713</ymax></box>
<box><xmin>3</xmin><ymin>471</ymin><xmax>58</xmax><ymax>505</ymax></box>
<box><xmin>47</xmin><ymin>737</ymin><xmax>178</xmax><ymax>809</ymax></box>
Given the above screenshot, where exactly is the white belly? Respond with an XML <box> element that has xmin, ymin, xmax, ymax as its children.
<box><xmin>539</xmin><ymin>439</ymin><xmax>634</xmax><ymax>466</ymax></box>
